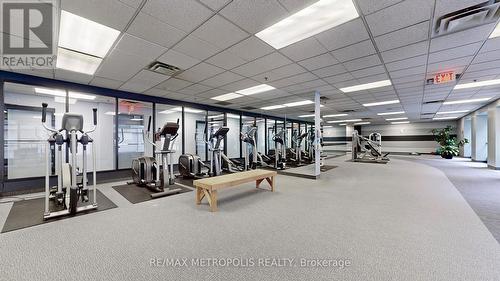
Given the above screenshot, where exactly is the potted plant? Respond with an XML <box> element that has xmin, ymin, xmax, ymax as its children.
<box><xmin>431</xmin><ymin>126</ymin><xmax>469</xmax><ymax>159</ymax></box>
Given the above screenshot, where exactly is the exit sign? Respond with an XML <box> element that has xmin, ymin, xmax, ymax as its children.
<box><xmin>434</xmin><ymin>71</ymin><xmax>455</xmax><ymax>84</ymax></box>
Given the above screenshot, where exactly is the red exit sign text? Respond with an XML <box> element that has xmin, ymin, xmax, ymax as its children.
<box><xmin>434</xmin><ymin>71</ymin><xmax>455</xmax><ymax>84</ymax></box>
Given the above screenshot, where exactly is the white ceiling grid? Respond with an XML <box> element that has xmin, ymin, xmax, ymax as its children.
<box><xmin>6</xmin><ymin>0</ymin><xmax>500</xmax><ymax>123</ymax></box>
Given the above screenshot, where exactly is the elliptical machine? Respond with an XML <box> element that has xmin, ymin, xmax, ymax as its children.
<box><xmin>130</xmin><ymin>116</ymin><xmax>182</xmax><ymax>198</ymax></box>
<box><xmin>272</xmin><ymin>130</ymin><xmax>286</xmax><ymax>170</ymax></box>
<box><xmin>242</xmin><ymin>126</ymin><xmax>271</xmax><ymax>169</ymax></box>
<box><xmin>206</xmin><ymin>127</ymin><xmax>229</xmax><ymax>176</ymax></box>
<box><xmin>41</xmin><ymin>103</ymin><xmax>98</xmax><ymax>220</ymax></box>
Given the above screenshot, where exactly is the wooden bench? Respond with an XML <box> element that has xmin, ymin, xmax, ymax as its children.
<box><xmin>193</xmin><ymin>169</ymin><xmax>277</xmax><ymax>212</ymax></box>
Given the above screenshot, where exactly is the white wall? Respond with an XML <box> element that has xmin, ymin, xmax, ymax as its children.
<box><xmin>473</xmin><ymin>115</ymin><xmax>488</xmax><ymax>162</ymax></box>
<box><xmin>227</xmin><ymin>116</ymin><xmax>240</xmax><ymax>158</ymax></box>
<box><xmin>361</xmin><ymin>121</ymin><xmax>457</xmax><ymax>153</ymax></box>
<box><xmin>323</xmin><ymin>125</ymin><xmax>349</xmax><ymax>151</ymax></box>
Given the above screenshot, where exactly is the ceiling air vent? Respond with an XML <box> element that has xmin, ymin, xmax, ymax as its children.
<box><xmin>423</xmin><ymin>100</ymin><xmax>444</xmax><ymax>105</ymax></box>
<box><xmin>433</xmin><ymin>0</ymin><xmax>500</xmax><ymax>36</ymax></box>
<box><xmin>147</xmin><ymin>61</ymin><xmax>181</xmax><ymax>76</ymax></box>
<box><xmin>340</xmin><ymin>109</ymin><xmax>356</xmax><ymax>113</ymax></box>
<box><xmin>214</xmin><ymin>101</ymin><xmax>232</xmax><ymax>106</ymax></box>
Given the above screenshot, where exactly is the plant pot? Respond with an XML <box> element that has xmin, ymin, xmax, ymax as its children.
<box><xmin>441</xmin><ymin>153</ymin><xmax>453</xmax><ymax>159</ymax></box>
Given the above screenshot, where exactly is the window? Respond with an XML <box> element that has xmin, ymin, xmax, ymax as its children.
<box><xmin>226</xmin><ymin>113</ymin><xmax>241</xmax><ymax>159</ymax></box>
<box><xmin>4</xmin><ymin>82</ymin><xmax>116</xmax><ymax>179</ymax></box>
<box><xmin>184</xmin><ymin>107</ymin><xmax>207</xmax><ymax>161</ymax></box>
<box><xmin>155</xmin><ymin>104</ymin><xmax>182</xmax><ymax>164</ymax></box>
<box><xmin>117</xmin><ymin>99</ymin><xmax>152</xmax><ymax>169</ymax></box>
<box><xmin>256</xmin><ymin>117</ymin><xmax>266</xmax><ymax>154</ymax></box>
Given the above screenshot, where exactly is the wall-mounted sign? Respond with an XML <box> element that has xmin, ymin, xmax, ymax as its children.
<box><xmin>434</xmin><ymin>71</ymin><xmax>456</xmax><ymax>84</ymax></box>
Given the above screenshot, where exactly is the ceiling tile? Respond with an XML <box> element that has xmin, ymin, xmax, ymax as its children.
<box><xmin>219</xmin><ymin>78</ymin><xmax>261</xmax><ymax>91</ymax></box>
<box><xmin>198</xmin><ymin>0</ymin><xmax>232</xmax><ymax>10</ymax></box>
<box><xmin>220</xmin><ymin>0</ymin><xmax>288</xmax><ymax>33</ymax></box>
<box><xmin>118</xmin><ymin>0</ymin><xmax>142</xmax><ymax>8</ymax></box>
<box><xmin>62</xmin><ymin>0</ymin><xmax>135</xmax><ymax>30</ymax></box>
<box><xmin>191</xmin><ymin>15</ymin><xmax>249</xmax><ymax>49</ymax></box>
<box><xmin>206</xmin><ymin>50</ymin><xmax>247</xmax><ymax>70</ymax></box>
<box><xmin>177</xmin><ymin>83</ymin><xmax>213</xmax><ymax>95</ymax></box>
<box><xmin>268</xmin><ymin>72</ymin><xmax>317</xmax><ymax>88</ymax></box>
<box><xmin>479</xmin><ymin>37</ymin><xmax>500</xmax><ymax>53</ymax></box>
<box><xmin>91</xmin><ymin>76</ymin><xmax>124</xmax><ymax>89</ymax></box>
<box><xmin>343</xmin><ymin>54</ymin><xmax>381</xmax><ymax>71</ymax></box>
<box><xmin>366</xmin><ymin>0</ymin><xmax>433</xmax><ymax>36</ymax></box>
<box><xmin>128</xmin><ymin>12</ymin><xmax>187</xmax><ymax>48</ymax></box>
<box><xmin>231</xmin><ymin>52</ymin><xmax>292</xmax><ymax>77</ymax></box>
<box><xmin>390</xmin><ymin>65</ymin><xmax>426</xmax><ymax>78</ymax></box>
<box><xmin>280</xmin><ymin>38</ymin><xmax>328</xmax><ymax>61</ymax></box>
<box><xmin>114</xmin><ymin>33</ymin><xmax>167</xmax><ymax>60</ymax></box>
<box><xmin>156</xmin><ymin>78</ymin><xmax>193</xmax><ymax>91</ymax></box>
<box><xmin>312</xmin><ymin>64</ymin><xmax>348</xmax><ymax>78</ymax></box>
<box><xmin>428</xmin><ymin>42</ymin><xmax>482</xmax><ymax>63</ymax></box>
<box><xmin>315</xmin><ymin>18</ymin><xmax>370</xmax><ymax>51</ymax></box>
<box><xmin>473</xmin><ymin>49</ymin><xmax>500</xmax><ymax>64</ymax></box>
<box><xmin>157</xmin><ymin>49</ymin><xmax>201</xmax><ymax>71</ymax></box>
<box><xmin>386</xmin><ymin>54</ymin><xmax>428</xmax><ymax>72</ymax></box>
<box><xmin>119</xmin><ymin>69</ymin><xmax>169</xmax><ymax>92</ymax></box>
<box><xmin>374</xmin><ymin>21</ymin><xmax>429</xmax><ymax>52</ymax></box>
<box><xmin>141</xmin><ymin>0</ymin><xmax>213</xmax><ymax>33</ymax></box>
<box><xmin>351</xmin><ymin>65</ymin><xmax>387</xmax><ymax>79</ymax></box>
<box><xmin>322</xmin><ymin>73</ymin><xmax>355</xmax><ymax>84</ymax></box>
<box><xmin>430</xmin><ymin>23</ymin><xmax>495</xmax><ymax>52</ymax></box>
<box><xmin>96</xmin><ymin>49</ymin><xmax>151</xmax><ymax>81</ymax></box>
<box><xmin>200</xmin><ymin>71</ymin><xmax>245</xmax><ymax>87</ymax></box>
<box><xmin>226</xmin><ymin>36</ymin><xmax>275</xmax><ymax>61</ymax></box>
<box><xmin>380</xmin><ymin>41</ymin><xmax>429</xmax><ymax>63</ymax></box>
<box><xmin>331</xmin><ymin>40</ymin><xmax>376</xmax><ymax>62</ymax></box>
<box><xmin>172</xmin><ymin>35</ymin><xmax>222</xmax><ymax>61</ymax></box>
<box><xmin>253</xmin><ymin>63</ymin><xmax>306</xmax><ymax>83</ymax></box>
<box><xmin>297</xmin><ymin>53</ymin><xmax>339</xmax><ymax>71</ymax></box>
<box><xmin>177</xmin><ymin>62</ymin><xmax>225</xmax><ymax>82</ymax></box>
<box><xmin>426</xmin><ymin>56</ymin><xmax>473</xmax><ymax>73</ymax></box>
<box><xmin>55</xmin><ymin>69</ymin><xmax>93</xmax><ymax>84</ymax></box>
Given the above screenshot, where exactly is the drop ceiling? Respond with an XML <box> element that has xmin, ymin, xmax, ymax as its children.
<box><xmin>3</xmin><ymin>0</ymin><xmax>500</xmax><ymax>124</ymax></box>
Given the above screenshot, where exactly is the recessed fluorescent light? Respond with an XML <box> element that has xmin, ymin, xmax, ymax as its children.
<box><xmin>354</xmin><ymin>122</ymin><xmax>370</xmax><ymax>125</ymax></box>
<box><xmin>183</xmin><ymin>107</ymin><xmax>204</xmax><ymax>113</ymax></box>
<box><xmin>363</xmin><ymin>100</ymin><xmax>400</xmax><ymax>107</ymax></box>
<box><xmin>454</xmin><ymin>79</ymin><xmax>500</xmax><ymax>90</ymax></box>
<box><xmin>255</xmin><ymin>0</ymin><xmax>359</xmax><ymax>49</ymax></box>
<box><xmin>130</xmin><ymin>118</ymin><xmax>143</xmax><ymax>121</ymax></box>
<box><xmin>338</xmin><ymin>124</ymin><xmax>347</xmax><ymax>126</ymax></box>
<box><xmin>236</xmin><ymin>84</ymin><xmax>275</xmax><ymax>96</ymax></box>
<box><xmin>433</xmin><ymin>117</ymin><xmax>458</xmax><ymax>120</ymax></box>
<box><xmin>283</xmin><ymin>100</ymin><xmax>314</xmax><ymax>107</ymax></box>
<box><xmin>35</xmin><ymin>88</ymin><xmax>96</xmax><ymax>100</ymax></box>
<box><xmin>490</xmin><ymin>22</ymin><xmax>500</xmax><ymax>38</ymax></box>
<box><xmin>105</xmin><ymin>111</ymin><xmax>116</xmax><ymax>116</ymax></box>
<box><xmin>340</xmin><ymin>80</ymin><xmax>392</xmax><ymax>93</ymax></box>
<box><xmin>391</xmin><ymin>121</ymin><xmax>410</xmax><ymax>124</ymax></box>
<box><xmin>436</xmin><ymin>110</ymin><xmax>469</xmax><ymax>115</ymax></box>
<box><xmin>298</xmin><ymin>114</ymin><xmax>315</xmax><ymax>117</ymax></box>
<box><xmin>211</xmin><ymin>92</ymin><xmax>243</xmax><ymax>101</ymax></box>
<box><xmin>323</xmin><ymin>113</ymin><xmax>348</xmax><ymax>117</ymax></box>
<box><xmin>54</xmin><ymin>97</ymin><xmax>76</xmax><ymax>104</ymax></box>
<box><xmin>261</xmin><ymin>105</ymin><xmax>287</xmax><ymax>110</ymax></box>
<box><xmin>377</xmin><ymin>111</ymin><xmax>405</xmax><ymax>116</ymax></box>
<box><xmin>56</xmin><ymin>48</ymin><xmax>102</xmax><ymax>75</ymax></box>
<box><xmin>327</xmin><ymin>119</ymin><xmax>362</xmax><ymax>123</ymax></box>
<box><xmin>59</xmin><ymin>10</ymin><xmax>120</xmax><ymax>58</ymax></box>
<box><xmin>208</xmin><ymin>114</ymin><xmax>224</xmax><ymax>119</ymax></box>
<box><xmin>227</xmin><ymin>113</ymin><xmax>240</xmax><ymax>119</ymax></box>
<box><xmin>442</xmin><ymin>98</ymin><xmax>491</xmax><ymax>105</ymax></box>
<box><xmin>385</xmin><ymin>117</ymin><xmax>408</xmax><ymax>121</ymax></box>
<box><xmin>323</xmin><ymin>125</ymin><xmax>333</xmax><ymax>128</ymax></box>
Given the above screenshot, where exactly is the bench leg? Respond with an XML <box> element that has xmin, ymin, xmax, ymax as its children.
<box><xmin>265</xmin><ymin>176</ymin><xmax>275</xmax><ymax>192</ymax></box>
<box><xmin>256</xmin><ymin>178</ymin><xmax>264</xmax><ymax>188</ymax></box>
<box><xmin>209</xmin><ymin>190</ymin><xmax>218</xmax><ymax>212</ymax></box>
<box><xmin>195</xmin><ymin>187</ymin><xmax>204</xmax><ymax>205</ymax></box>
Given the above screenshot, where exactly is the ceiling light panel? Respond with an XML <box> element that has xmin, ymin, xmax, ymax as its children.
<box><xmin>256</xmin><ymin>0</ymin><xmax>359</xmax><ymax>49</ymax></box>
<box><xmin>433</xmin><ymin>117</ymin><xmax>458</xmax><ymax>120</ymax></box>
<box><xmin>236</xmin><ymin>84</ymin><xmax>275</xmax><ymax>96</ymax></box>
<box><xmin>391</xmin><ymin>121</ymin><xmax>410</xmax><ymax>124</ymax></box>
<box><xmin>298</xmin><ymin>114</ymin><xmax>315</xmax><ymax>117</ymax></box>
<box><xmin>489</xmin><ymin>22</ymin><xmax>500</xmax><ymax>38</ymax></box>
<box><xmin>442</xmin><ymin>98</ymin><xmax>491</xmax><ymax>105</ymax></box>
<box><xmin>211</xmin><ymin>93</ymin><xmax>243</xmax><ymax>101</ymax></box>
<box><xmin>323</xmin><ymin>113</ymin><xmax>348</xmax><ymax>117</ymax></box>
<box><xmin>436</xmin><ymin>110</ymin><xmax>469</xmax><ymax>115</ymax></box>
<box><xmin>354</xmin><ymin>122</ymin><xmax>370</xmax><ymax>125</ymax></box>
<box><xmin>377</xmin><ymin>111</ymin><xmax>405</xmax><ymax>116</ymax></box>
<box><xmin>261</xmin><ymin>105</ymin><xmax>286</xmax><ymax>110</ymax></box>
<box><xmin>454</xmin><ymin>78</ymin><xmax>500</xmax><ymax>90</ymax></box>
<box><xmin>340</xmin><ymin>80</ymin><xmax>392</xmax><ymax>93</ymax></box>
<box><xmin>283</xmin><ymin>100</ymin><xmax>314</xmax><ymax>107</ymax></box>
<box><xmin>59</xmin><ymin>10</ymin><xmax>120</xmax><ymax>57</ymax></box>
<box><xmin>385</xmin><ymin>117</ymin><xmax>408</xmax><ymax>121</ymax></box>
<box><xmin>363</xmin><ymin>100</ymin><xmax>400</xmax><ymax>107</ymax></box>
<box><xmin>56</xmin><ymin>48</ymin><xmax>102</xmax><ymax>75</ymax></box>
<box><xmin>327</xmin><ymin>119</ymin><xmax>362</xmax><ymax>123</ymax></box>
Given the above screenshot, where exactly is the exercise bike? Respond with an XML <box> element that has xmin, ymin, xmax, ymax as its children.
<box><xmin>129</xmin><ymin>116</ymin><xmax>182</xmax><ymax>198</ymax></box>
<box><xmin>41</xmin><ymin>103</ymin><xmax>98</xmax><ymax>220</ymax></box>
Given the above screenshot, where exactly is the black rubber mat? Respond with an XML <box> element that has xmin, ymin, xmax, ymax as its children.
<box><xmin>1</xmin><ymin>190</ymin><xmax>116</xmax><ymax>233</ymax></box>
<box><xmin>320</xmin><ymin>165</ymin><xmax>337</xmax><ymax>172</ymax></box>
<box><xmin>112</xmin><ymin>183</ymin><xmax>192</xmax><ymax>204</ymax></box>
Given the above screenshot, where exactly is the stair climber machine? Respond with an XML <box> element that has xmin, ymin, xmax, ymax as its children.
<box><xmin>41</xmin><ymin>103</ymin><xmax>98</xmax><ymax>220</ymax></box>
<box><xmin>351</xmin><ymin>131</ymin><xmax>390</xmax><ymax>164</ymax></box>
<box><xmin>297</xmin><ymin>131</ymin><xmax>310</xmax><ymax>164</ymax></box>
<box><xmin>272</xmin><ymin>130</ymin><xmax>286</xmax><ymax>170</ymax></box>
<box><xmin>242</xmin><ymin>126</ymin><xmax>271</xmax><ymax>169</ymax></box>
<box><xmin>130</xmin><ymin>116</ymin><xmax>182</xmax><ymax>198</ymax></box>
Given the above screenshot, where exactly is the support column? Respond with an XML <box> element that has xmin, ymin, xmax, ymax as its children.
<box><xmin>487</xmin><ymin>105</ymin><xmax>500</xmax><ymax>169</ymax></box>
<box><xmin>458</xmin><ymin>118</ymin><xmax>465</xmax><ymax>157</ymax></box>
<box><xmin>471</xmin><ymin>114</ymin><xmax>478</xmax><ymax>160</ymax></box>
<box><xmin>472</xmin><ymin>114</ymin><xmax>488</xmax><ymax>162</ymax></box>
<box><xmin>314</xmin><ymin>91</ymin><xmax>321</xmax><ymax>178</ymax></box>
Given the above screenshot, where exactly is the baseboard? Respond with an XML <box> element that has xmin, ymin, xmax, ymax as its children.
<box><xmin>487</xmin><ymin>165</ymin><xmax>500</xmax><ymax>170</ymax></box>
<box><xmin>471</xmin><ymin>159</ymin><xmax>487</xmax><ymax>163</ymax></box>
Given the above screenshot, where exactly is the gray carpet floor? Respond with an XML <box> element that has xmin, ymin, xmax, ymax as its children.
<box><xmin>394</xmin><ymin>155</ymin><xmax>500</xmax><ymax>243</ymax></box>
<box><xmin>0</xmin><ymin>156</ymin><xmax>499</xmax><ymax>280</ymax></box>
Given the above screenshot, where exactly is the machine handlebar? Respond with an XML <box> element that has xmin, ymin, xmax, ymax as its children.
<box><xmin>93</xmin><ymin>108</ymin><xmax>97</xmax><ymax>125</ymax></box>
<box><xmin>147</xmin><ymin>116</ymin><xmax>152</xmax><ymax>133</ymax></box>
<box><xmin>41</xmin><ymin>103</ymin><xmax>48</xmax><ymax>123</ymax></box>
